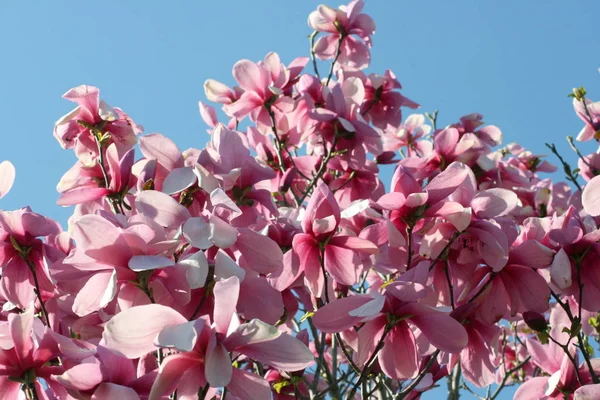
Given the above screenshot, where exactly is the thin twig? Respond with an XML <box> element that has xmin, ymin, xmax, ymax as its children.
<box><xmin>567</xmin><ymin>136</ymin><xmax>594</xmax><ymax>170</ymax></box>
<box><xmin>310</xmin><ymin>30</ymin><xmax>321</xmax><ymax>80</ymax></box>
<box><xmin>325</xmin><ymin>34</ymin><xmax>345</xmax><ymax>86</ymax></box>
<box><xmin>545</xmin><ymin>143</ymin><xmax>583</xmax><ymax>191</ymax></box>
<box><xmin>488</xmin><ymin>356</ymin><xmax>531</xmax><ymax>400</ymax></box>
<box><xmin>298</xmin><ymin>133</ymin><xmax>340</xmax><ymax>204</ymax></box>
<box><xmin>396</xmin><ymin>350</ymin><xmax>441</xmax><ymax>399</ymax></box>
<box><xmin>21</xmin><ymin>256</ymin><xmax>50</xmax><ymax>326</ymax></box>
<box><xmin>347</xmin><ymin>325</ymin><xmax>393</xmax><ymax>399</ymax></box>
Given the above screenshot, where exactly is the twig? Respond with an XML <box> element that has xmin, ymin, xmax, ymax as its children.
<box><xmin>428</xmin><ymin>232</ymin><xmax>462</xmax><ymax>272</ymax></box>
<box><xmin>298</xmin><ymin>132</ymin><xmax>340</xmax><ymax>204</ymax></box>
<box><xmin>447</xmin><ymin>362</ymin><xmax>461</xmax><ymax>400</ymax></box>
<box><xmin>488</xmin><ymin>356</ymin><xmax>531</xmax><ymax>400</ymax></box>
<box><xmin>325</xmin><ymin>34</ymin><xmax>345</xmax><ymax>86</ymax></box>
<box><xmin>545</xmin><ymin>143</ymin><xmax>583</xmax><ymax>191</ymax></box>
<box><xmin>444</xmin><ymin>261</ymin><xmax>455</xmax><ymax>310</ymax></box>
<box><xmin>567</xmin><ymin>136</ymin><xmax>594</xmax><ymax>170</ymax></box>
<box><xmin>347</xmin><ymin>325</ymin><xmax>393</xmax><ymax>399</ymax></box>
<box><xmin>310</xmin><ymin>31</ymin><xmax>321</xmax><ymax>80</ymax></box>
<box><xmin>21</xmin><ymin>255</ymin><xmax>50</xmax><ymax>326</ymax></box>
<box><xmin>396</xmin><ymin>350</ymin><xmax>441</xmax><ymax>399</ymax></box>
<box><xmin>550</xmin><ymin>288</ymin><xmax>599</xmax><ymax>384</ymax></box>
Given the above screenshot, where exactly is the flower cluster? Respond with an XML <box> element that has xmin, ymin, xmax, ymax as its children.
<box><xmin>2</xmin><ymin>1</ymin><xmax>600</xmax><ymax>399</ymax></box>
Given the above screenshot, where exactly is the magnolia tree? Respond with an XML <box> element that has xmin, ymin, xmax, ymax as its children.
<box><xmin>2</xmin><ymin>1</ymin><xmax>600</xmax><ymax>400</ymax></box>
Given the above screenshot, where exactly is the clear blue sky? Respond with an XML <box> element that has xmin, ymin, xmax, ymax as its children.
<box><xmin>1</xmin><ymin>1</ymin><xmax>600</xmax><ymax>398</ymax></box>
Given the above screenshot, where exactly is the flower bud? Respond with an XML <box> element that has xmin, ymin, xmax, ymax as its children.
<box><xmin>523</xmin><ymin>311</ymin><xmax>548</xmax><ymax>332</ymax></box>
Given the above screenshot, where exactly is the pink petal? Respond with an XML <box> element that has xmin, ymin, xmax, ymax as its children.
<box><xmin>214</xmin><ymin>249</ymin><xmax>246</xmax><ymax>281</ymax></box>
<box><xmin>182</xmin><ymin>217</ymin><xmax>212</xmax><ymax>250</ymax></box>
<box><xmin>302</xmin><ymin>182</ymin><xmax>340</xmax><ymax>237</ymax></box>
<box><xmin>227</xmin><ymin>368</ymin><xmax>271</xmax><ymax>400</ymax></box>
<box><xmin>72</xmin><ymin>269</ymin><xmax>117</xmax><ymax>316</ymax></box>
<box><xmin>425</xmin><ymin>162</ymin><xmax>469</xmax><ymax>205</ymax></box>
<box><xmin>139</xmin><ymin>133</ymin><xmax>184</xmax><ymax>171</ymax></box>
<box><xmin>499</xmin><ymin>265</ymin><xmax>550</xmax><ymax>315</ymax></box>
<box><xmin>209</xmin><ymin>215</ymin><xmax>238</xmax><ymax>249</ymax></box>
<box><xmin>102</xmin><ymin>304</ymin><xmax>187</xmax><ymax>359</ymax></box>
<box><xmin>236</xmin><ymin>332</ymin><xmax>314</xmax><ymax>371</ymax></box>
<box><xmin>178</xmin><ymin>251</ymin><xmax>209</xmax><ymax>290</ymax></box>
<box><xmin>237</xmin><ymin>274</ymin><xmax>284</xmax><ymax>325</ymax></box>
<box><xmin>223</xmin><ymin>319</ymin><xmax>281</xmax><ymax>350</ymax></box>
<box><xmin>378</xmin><ymin>323</ymin><xmax>418</xmax><ymax>379</ymax></box>
<box><xmin>526</xmin><ymin>338</ymin><xmax>562</xmax><ymax>374</ymax></box>
<box><xmin>162</xmin><ymin>167</ymin><xmax>197</xmax><ymax>195</ymax></box>
<box><xmin>268</xmin><ymin>249</ymin><xmax>303</xmax><ymax>292</ymax></box>
<box><xmin>203</xmin><ymin>79</ymin><xmax>234</xmax><ymax>104</ymax></box>
<box><xmin>512</xmin><ymin>377</ymin><xmax>550</xmax><ymax>400</ymax></box>
<box><xmin>235</xmin><ymin>228</ymin><xmax>283</xmax><ymax>275</ymax></box>
<box><xmin>213</xmin><ymin>277</ymin><xmax>240</xmax><ymax>335</ymax></box>
<box><xmin>292</xmin><ymin>233</ymin><xmax>322</xmax><ymax>296</ymax></box>
<box><xmin>550</xmin><ymin>248</ymin><xmax>572</xmax><ymax>289</ymax></box>
<box><xmin>0</xmin><ymin>378</ymin><xmax>24</xmax><ymax>399</ymax></box>
<box><xmin>63</xmin><ymin>85</ymin><xmax>99</xmax><ymax>111</ymax></box>
<box><xmin>135</xmin><ymin>190</ymin><xmax>191</xmax><ymax>229</ymax></box>
<box><xmin>329</xmin><ymin>235</ymin><xmax>378</xmax><ymax>254</ymax></box>
<box><xmin>155</xmin><ymin>319</ymin><xmax>204</xmax><ymax>352</ymax></box>
<box><xmin>471</xmin><ymin>188</ymin><xmax>518</xmax><ymax>219</ymax></box>
<box><xmin>149</xmin><ymin>353</ymin><xmax>200</xmax><ymax>400</ymax></box>
<box><xmin>429</xmin><ymin>201</ymin><xmax>471</xmax><ymax>232</ymax></box>
<box><xmin>199</xmin><ymin>101</ymin><xmax>219</xmax><ymax>127</ymax></box>
<box><xmin>402</xmin><ymin>303</ymin><xmax>468</xmax><ymax>354</ymax></box>
<box><xmin>128</xmin><ymin>255</ymin><xmax>173</xmax><ymax>272</ymax></box>
<box><xmin>1</xmin><ymin>257</ymin><xmax>35</xmax><ymax>308</ymax></box>
<box><xmin>210</xmin><ymin>188</ymin><xmax>243</xmax><ymax>218</ymax></box>
<box><xmin>384</xmin><ymin>281</ymin><xmax>434</xmax><ymax>304</ymax></box>
<box><xmin>91</xmin><ymin>383</ymin><xmax>140</xmax><ymax>400</ymax></box>
<box><xmin>223</xmin><ymin>91</ymin><xmax>263</xmax><ymax>119</ymax></box>
<box><xmin>55</xmin><ymin>363</ymin><xmax>103</xmax><ymax>391</ymax></box>
<box><xmin>356</xmin><ymin>316</ymin><xmax>387</xmax><ymax>367</ymax></box>
<box><xmin>0</xmin><ymin>160</ymin><xmax>16</xmax><ymax>199</ymax></box>
<box><xmin>324</xmin><ymin>243</ymin><xmax>359</xmax><ymax>286</ymax></box>
<box><xmin>434</xmin><ymin>128</ymin><xmax>459</xmax><ymax>156</ymax></box>
<box><xmin>312</xmin><ymin>295</ymin><xmax>378</xmax><ymax>333</ymax></box>
<box><xmin>390</xmin><ymin>165</ymin><xmax>422</xmax><ymax>195</ymax></box>
<box><xmin>232</xmin><ymin>60</ymin><xmax>269</xmax><ymax>97</ymax></box>
<box><xmin>9</xmin><ymin>308</ymin><xmax>34</xmax><ymax>364</ymax></box>
<box><xmin>308</xmin><ymin>6</ymin><xmax>337</xmax><ymax>31</ymax></box>
<box><xmin>460</xmin><ymin>325</ymin><xmax>498</xmax><ymax>388</ymax></box>
<box><xmin>57</xmin><ymin>186</ymin><xmax>111</xmax><ymax>206</ymax></box>
<box><xmin>574</xmin><ymin>384</ymin><xmax>600</xmax><ymax>399</ymax></box>
<box><xmin>469</xmin><ymin>221</ymin><xmax>509</xmax><ymax>272</ymax></box>
<box><xmin>205</xmin><ymin>337</ymin><xmax>232</xmax><ymax>387</ymax></box>
<box><xmin>70</xmin><ymin>214</ymin><xmax>119</xmax><ymax>250</ymax></box>
<box><xmin>582</xmin><ymin>175</ymin><xmax>600</xmax><ymax>216</ymax></box>
<box><xmin>510</xmin><ymin>240</ymin><xmax>554</xmax><ymax>268</ymax></box>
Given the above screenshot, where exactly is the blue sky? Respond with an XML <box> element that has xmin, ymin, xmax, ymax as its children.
<box><xmin>1</xmin><ymin>1</ymin><xmax>599</xmax><ymax>397</ymax></box>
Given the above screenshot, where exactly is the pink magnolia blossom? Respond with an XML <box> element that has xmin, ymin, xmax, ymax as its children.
<box><xmin>309</xmin><ymin>0</ymin><xmax>376</xmax><ymax>70</ymax></box>
<box><xmin>0</xmin><ymin>208</ymin><xmax>60</xmax><ymax>308</ymax></box>
<box><xmin>53</xmin><ymin>85</ymin><xmax>142</xmax><ymax>165</ymax></box>
<box><xmin>54</xmin><ymin>346</ymin><xmax>159</xmax><ymax>399</ymax></box>
<box><xmin>101</xmin><ymin>295</ymin><xmax>313</xmax><ymax>400</ymax></box>
<box><xmin>214</xmin><ymin>53</ymin><xmax>307</xmax><ymax>127</ymax></box>
<box><xmin>313</xmin><ymin>281</ymin><xmax>468</xmax><ymax>379</ymax></box>
<box><xmin>362</xmin><ymin>70</ymin><xmax>419</xmax><ymax>129</ymax></box>
<box><xmin>57</xmin><ymin>144</ymin><xmax>135</xmax><ymax>207</ymax></box>
<box><xmin>573</xmin><ymin>97</ymin><xmax>600</xmax><ymax>142</ymax></box>
<box><xmin>281</xmin><ymin>183</ymin><xmax>378</xmax><ymax>296</ymax></box>
<box><xmin>0</xmin><ymin>309</ymin><xmax>64</xmax><ymax>399</ymax></box>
